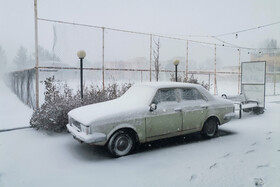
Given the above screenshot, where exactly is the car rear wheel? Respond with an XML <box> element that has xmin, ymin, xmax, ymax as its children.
<box><xmin>201</xmin><ymin>119</ymin><xmax>218</xmax><ymax>138</ymax></box>
<box><xmin>107</xmin><ymin>130</ymin><xmax>135</xmax><ymax>157</ymax></box>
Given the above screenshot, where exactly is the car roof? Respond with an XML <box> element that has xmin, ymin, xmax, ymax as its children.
<box><xmin>135</xmin><ymin>82</ymin><xmax>202</xmax><ymax>89</ymax></box>
<box><xmin>134</xmin><ymin>82</ymin><xmax>215</xmax><ymax>101</ymax></box>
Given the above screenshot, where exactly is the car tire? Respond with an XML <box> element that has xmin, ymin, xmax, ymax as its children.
<box><xmin>107</xmin><ymin>130</ymin><xmax>135</xmax><ymax>157</ymax></box>
<box><xmin>201</xmin><ymin>119</ymin><xmax>218</xmax><ymax>138</ymax></box>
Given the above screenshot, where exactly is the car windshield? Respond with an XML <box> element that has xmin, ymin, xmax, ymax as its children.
<box><xmin>119</xmin><ymin>85</ymin><xmax>157</xmax><ymax>106</ymax></box>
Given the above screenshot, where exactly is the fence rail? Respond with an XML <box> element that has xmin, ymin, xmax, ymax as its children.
<box><xmin>7</xmin><ymin>65</ymin><xmax>280</xmax><ymax>109</ymax></box>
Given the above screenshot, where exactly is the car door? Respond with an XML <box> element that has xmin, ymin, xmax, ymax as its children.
<box><xmin>146</xmin><ymin>88</ymin><xmax>183</xmax><ymax>138</ymax></box>
<box><xmin>180</xmin><ymin>88</ymin><xmax>208</xmax><ymax>132</ymax></box>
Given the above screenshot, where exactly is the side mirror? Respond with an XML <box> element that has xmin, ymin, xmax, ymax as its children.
<box><xmin>149</xmin><ymin>103</ymin><xmax>157</xmax><ymax>112</ymax></box>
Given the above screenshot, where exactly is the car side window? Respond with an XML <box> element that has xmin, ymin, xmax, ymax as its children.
<box><xmin>181</xmin><ymin>88</ymin><xmax>204</xmax><ymax>101</ymax></box>
<box><xmin>152</xmin><ymin>89</ymin><xmax>177</xmax><ymax>104</ymax></box>
<box><xmin>160</xmin><ymin>89</ymin><xmax>176</xmax><ymax>102</ymax></box>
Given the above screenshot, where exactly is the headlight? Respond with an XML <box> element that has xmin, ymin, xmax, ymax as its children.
<box><xmin>69</xmin><ymin>117</ymin><xmax>81</xmax><ymax>131</ymax></box>
<box><xmin>69</xmin><ymin>117</ymin><xmax>91</xmax><ymax>134</ymax></box>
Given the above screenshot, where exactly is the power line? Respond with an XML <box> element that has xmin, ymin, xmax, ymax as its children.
<box><xmin>212</xmin><ymin>36</ymin><xmax>243</xmax><ymax>48</ymax></box>
<box><xmin>212</xmin><ymin>36</ymin><xmax>280</xmax><ymax>51</ymax></box>
<box><xmin>159</xmin><ymin>20</ymin><xmax>280</xmax><ymax>38</ymax></box>
<box><xmin>212</xmin><ymin>36</ymin><xmax>258</xmax><ymax>50</ymax></box>
<box><xmin>37</xmin><ymin>18</ymin><xmax>227</xmax><ymax>47</ymax></box>
<box><xmin>38</xmin><ymin>17</ymin><xmax>280</xmax><ymax>51</ymax></box>
<box><xmin>214</xmin><ymin>20</ymin><xmax>280</xmax><ymax>37</ymax></box>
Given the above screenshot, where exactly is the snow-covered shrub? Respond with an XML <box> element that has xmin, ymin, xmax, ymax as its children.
<box><xmin>30</xmin><ymin>76</ymin><xmax>132</xmax><ymax>132</ymax></box>
<box><xmin>170</xmin><ymin>74</ymin><xmax>209</xmax><ymax>90</ymax></box>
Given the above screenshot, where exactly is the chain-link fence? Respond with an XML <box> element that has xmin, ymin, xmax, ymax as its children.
<box><xmin>8</xmin><ymin>68</ymin><xmax>36</xmax><ymax>109</ymax></box>
<box><xmin>7</xmin><ymin>17</ymin><xmax>280</xmax><ymax>109</ymax></box>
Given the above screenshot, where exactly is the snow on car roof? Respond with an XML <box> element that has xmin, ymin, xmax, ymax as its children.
<box><xmin>132</xmin><ymin>82</ymin><xmax>215</xmax><ymax>101</ymax></box>
<box><xmin>134</xmin><ymin>81</ymin><xmax>202</xmax><ymax>89</ymax></box>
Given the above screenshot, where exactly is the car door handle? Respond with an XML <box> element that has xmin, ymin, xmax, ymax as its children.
<box><xmin>174</xmin><ymin>108</ymin><xmax>182</xmax><ymax>112</ymax></box>
<box><xmin>200</xmin><ymin>104</ymin><xmax>208</xmax><ymax>109</ymax></box>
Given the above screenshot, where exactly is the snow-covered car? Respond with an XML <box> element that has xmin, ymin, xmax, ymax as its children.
<box><xmin>67</xmin><ymin>82</ymin><xmax>235</xmax><ymax>157</ymax></box>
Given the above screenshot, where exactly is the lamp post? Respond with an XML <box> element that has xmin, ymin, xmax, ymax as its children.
<box><xmin>173</xmin><ymin>59</ymin><xmax>180</xmax><ymax>82</ymax></box>
<box><xmin>77</xmin><ymin>50</ymin><xmax>86</xmax><ymax>100</ymax></box>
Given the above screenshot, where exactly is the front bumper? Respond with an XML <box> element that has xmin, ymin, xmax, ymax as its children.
<box><xmin>67</xmin><ymin>124</ymin><xmax>106</xmax><ymax>144</ymax></box>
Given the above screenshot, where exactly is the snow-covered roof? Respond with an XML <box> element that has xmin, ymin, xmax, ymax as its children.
<box><xmin>132</xmin><ymin>82</ymin><xmax>215</xmax><ymax>101</ymax></box>
<box><xmin>135</xmin><ymin>81</ymin><xmax>202</xmax><ymax>89</ymax></box>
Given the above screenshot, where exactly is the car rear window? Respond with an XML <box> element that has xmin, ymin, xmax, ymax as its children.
<box><xmin>181</xmin><ymin>88</ymin><xmax>204</xmax><ymax>100</ymax></box>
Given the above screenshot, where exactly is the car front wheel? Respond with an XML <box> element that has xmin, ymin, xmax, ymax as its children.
<box><xmin>201</xmin><ymin>119</ymin><xmax>218</xmax><ymax>138</ymax></box>
<box><xmin>107</xmin><ymin>130</ymin><xmax>135</xmax><ymax>157</ymax></box>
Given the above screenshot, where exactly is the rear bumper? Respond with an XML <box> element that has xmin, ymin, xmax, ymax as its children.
<box><xmin>66</xmin><ymin>124</ymin><xmax>106</xmax><ymax>144</ymax></box>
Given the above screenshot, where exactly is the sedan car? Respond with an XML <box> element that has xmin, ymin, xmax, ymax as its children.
<box><xmin>67</xmin><ymin>82</ymin><xmax>235</xmax><ymax>157</ymax></box>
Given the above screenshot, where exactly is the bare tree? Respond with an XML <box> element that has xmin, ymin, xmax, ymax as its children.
<box><xmin>153</xmin><ymin>38</ymin><xmax>160</xmax><ymax>81</ymax></box>
<box><xmin>13</xmin><ymin>46</ymin><xmax>30</xmax><ymax>70</ymax></box>
<box><xmin>37</xmin><ymin>45</ymin><xmax>60</xmax><ymax>62</ymax></box>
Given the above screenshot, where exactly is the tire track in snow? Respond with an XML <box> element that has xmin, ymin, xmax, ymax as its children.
<box><xmin>245</xmin><ymin>150</ymin><xmax>255</xmax><ymax>154</ymax></box>
<box><xmin>266</xmin><ymin>131</ymin><xmax>272</xmax><ymax>141</ymax></box>
<box><xmin>222</xmin><ymin>153</ymin><xmax>231</xmax><ymax>158</ymax></box>
<box><xmin>189</xmin><ymin>174</ymin><xmax>197</xmax><ymax>182</ymax></box>
<box><xmin>256</xmin><ymin>164</ymin><xmax>269</xmax><ymax>169</ymax></box>
<box><xmin>251</xmin><ymin>142</ymin><xmax>257</xmax><ymax>146</ymax></box>
<box><xmin>209</xmin><ymin>163</ymin><xmax>218</xmax><ymax>169</ymax></box>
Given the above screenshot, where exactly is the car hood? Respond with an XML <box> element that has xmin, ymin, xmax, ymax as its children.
<box><xmin>68</xmin><ymin>98</ymin><xmax>147</xmax><ymax>126</ymax></box>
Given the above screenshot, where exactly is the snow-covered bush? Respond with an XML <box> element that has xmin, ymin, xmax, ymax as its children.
<box><xmin>170</xmin><ymin>74</ymin><xmax>210</xmax><ymax>90</ymax></box>
<box><xmin>30</xmin><ymin>76</ymin><xmax>132</xmax><ymax>132</ymax></box>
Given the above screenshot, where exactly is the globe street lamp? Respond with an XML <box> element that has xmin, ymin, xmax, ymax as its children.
<box><xmin>173</xmin><ymin>59</ymin><xmax>180</xmax><ymax>82</ymax></box>
<box><xmin>77</xmin><ymin>50</ymin><xmax>86</xmax><ymax>99</ymax></box>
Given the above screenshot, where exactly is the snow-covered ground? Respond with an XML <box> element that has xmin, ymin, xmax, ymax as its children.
<box><xmin>0</xmin><ymin>80</ymin><xmax>33</xmax><ymax>130</ymax></box>
<box><xmin>0</xmin><ymin>79</ymin><xmax>280</xmax><ymax>187</ymax></box>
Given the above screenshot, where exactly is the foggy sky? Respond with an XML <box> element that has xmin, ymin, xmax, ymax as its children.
<box><xmin>1</xmin><ymin>0</ymin><xmax>280</xmax><ymax>68</ymax></box>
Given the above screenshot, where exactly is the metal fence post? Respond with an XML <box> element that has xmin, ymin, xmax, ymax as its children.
<box><xmin>214</xmin><ymin>44</ymin><xmax>217</xmax><ymax>95</ymax></box>
<box><xmin>274</xmin><ymin>62</ymin><xmax>276</xmax><ymax>95</ymax></box>
<box><xmin>34</xmin><ymin>0</ymin><xmax>39</xmax><ymax>109</ymax></box>
<box><xmin>186</xmin><ymin>40</ymin><xmax>189</xmax><ymax>80</ymax></box>
<box><xmin>208</xmin><ymin>73</ymin><xmax>210</xmax><ymax>91</ymax></box>
<box><xmin>102</xmin><ymin>27</ymin><xmax>105</xmax><ymax>90</ymax></box>
<box><xmin>150</xmin><ymin>34</ymin><xmax>152</xmax><ymax>82</ymax></box>
<box><xmin>238</xmin><ymin>49</ymin><xmax>241</xmax><ymax>94</ymax></box>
